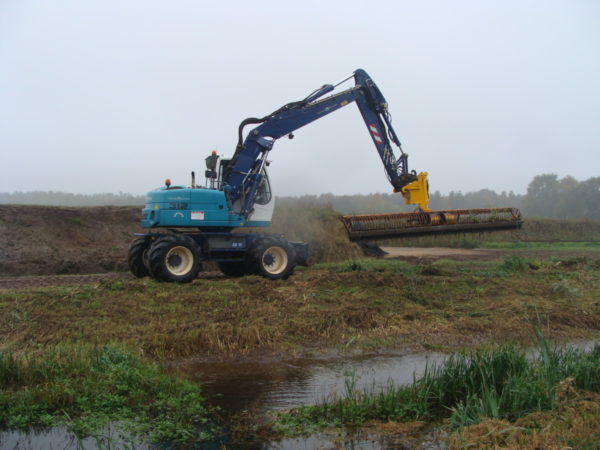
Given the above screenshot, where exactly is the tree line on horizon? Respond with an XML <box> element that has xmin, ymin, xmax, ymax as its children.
<box><xmin>0</xmin><ymin>174</ymin><xmax>598</xmax><ymax>219</ymax></box>
<box><xmin>285</xmin><ymin>174</ymin><xmax>600</xmax><ymax>219</ymax></box>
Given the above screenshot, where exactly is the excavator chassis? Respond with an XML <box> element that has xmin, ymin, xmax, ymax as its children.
<box><xmin>341</xmin><ymin>208</ymin><xmax>523</xmax><ymax>241</ymax></box>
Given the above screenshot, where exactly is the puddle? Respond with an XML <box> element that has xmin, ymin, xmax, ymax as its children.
<box><xmin>184</xmin><ymin>351</ymin><xmax>447</xmax><ymax>415</ymax></box>
<box><xmin>180</xmin><ymin>351</ymin><xmax>448</xmax><ymax>449</ymax></box>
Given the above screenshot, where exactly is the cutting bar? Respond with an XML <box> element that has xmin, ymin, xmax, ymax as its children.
<box><xmin>341</xmin><ymin>208</ymin><xmax>523</xmax><ymax>241</ymax></box>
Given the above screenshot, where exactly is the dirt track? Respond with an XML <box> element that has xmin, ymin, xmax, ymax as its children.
<box><xmin>381</xmin><ymin>246</ymin><xmax>501</xmax><ymax>262</ymax></box>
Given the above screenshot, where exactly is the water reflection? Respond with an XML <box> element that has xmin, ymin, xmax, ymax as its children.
<box><xmin>0</xmin><ymin>425</ymin><xmax>144</xmax><ymax>450</ymax></box>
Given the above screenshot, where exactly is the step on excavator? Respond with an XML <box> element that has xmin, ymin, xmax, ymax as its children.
<box><xmin>129</xmin><ymin>69</ymin><xmax>522</xmax><ymax>282</ymax></box>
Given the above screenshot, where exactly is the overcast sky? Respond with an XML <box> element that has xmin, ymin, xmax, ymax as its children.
<box><xmin>1</xmin><ymin>0</ymin><xmax>598</xmax><ymax>197</ymax></box>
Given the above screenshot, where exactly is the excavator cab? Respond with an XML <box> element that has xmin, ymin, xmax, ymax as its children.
<box><xmin>206</xmin><ymin>155</ymin><xmax>275</xmax><ymax>224</ymax></box>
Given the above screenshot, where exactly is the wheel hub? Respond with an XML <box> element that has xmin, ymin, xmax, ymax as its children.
<box><xmin>168</xmin><ymin>254</ymin><xmax>182</xmax><ymax>267</ymax></box>
<box><xmin>165</xmin><ymin>245</ymin><xmax>194</xmax><ymax>276</ymax></box>
<box><xmin>262</xmin><ymin>246</ymin><xmax>288</xmax><ymax>275</ymax></box>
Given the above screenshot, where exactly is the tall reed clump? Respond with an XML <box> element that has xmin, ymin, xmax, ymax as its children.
<box><xmin>0</xmin><ymin>345</ymin><xmax>217</xmax><ymax>444</ymax></box>
<box><xmin>270</xmin><ymin>202</ymin><xmax>362</xmax><ymax>263</ymax></box>
<box><xmin>273</xmin><ymin>329</ymin><xmax>600</xmax><ymax>435</ymax></box>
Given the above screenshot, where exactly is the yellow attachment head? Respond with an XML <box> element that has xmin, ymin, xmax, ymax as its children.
<box><xmin>400</xmin><ymin>172</ymin><xmax>430</xmax><ymax>211</ymax></box>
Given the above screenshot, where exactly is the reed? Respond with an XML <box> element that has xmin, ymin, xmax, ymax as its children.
<box><xmin>274</xmin><ymin>330</ymin><xmax>600</xmax><ymax>434</ymax></box>
<box><xmin>0</xmin><ymin>345</ymin><xmax>216</xmax><ymax>444</ymax></box>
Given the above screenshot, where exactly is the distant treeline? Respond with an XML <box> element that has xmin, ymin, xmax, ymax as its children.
<box><xmin>282</xmin><ymin>174</ymin><xmax>599</xmax><ymax>219</ymax></box>
<box><xmin>281</xmin><ymin>189</ymin><xmax>523</xmax><ymax>215</ymax></box>
<box><xmin>0</xmin><ymin>191</ymin><xmax>144</xmax><ymax>207</ymax></box>
<box><xmin>1</xmin><ymin>174</ymin><xmax>598</xmax><ymax>219</ymax></box>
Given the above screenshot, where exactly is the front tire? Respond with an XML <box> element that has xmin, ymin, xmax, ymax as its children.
<box><xmin>147</xmin><ymin>235</ymin><xmax>201</xmax><ymax>283</ymax></box>
<box><xmin>248</xmin><ymin>237</ymin><xmax>295</xmax><ymax>280</ymax></box>
<box><xmin>128</xmin><ymin>237</ymin><xmax>150</xmax><ymax>278</ymax></box>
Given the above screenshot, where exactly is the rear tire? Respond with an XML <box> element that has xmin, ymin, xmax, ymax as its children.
<box><xmin>247</xmin><ymin>237</ymin><xmax>295</xmax><ymax>280</ymax></box>
<box><xmin>148</xmin><ymin>235</ymin><xmax>201</xmax><ymax>283</ymax></box>
<box><xmin>128</xmin><ymin>237</ymin><xmax>150</xmax><ymax>278</ymax></box>
<box><xmin>218</xmin><ymin>261</ymin><xmax>247</xmax><ymax>277</ymax></box>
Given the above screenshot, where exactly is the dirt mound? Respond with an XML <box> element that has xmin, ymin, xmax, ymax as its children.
<box><xmin>0</xmin><ymin>205</ymin><xmax>143</xmax><ymax>276</ymax></box>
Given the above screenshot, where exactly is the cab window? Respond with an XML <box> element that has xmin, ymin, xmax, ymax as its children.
<box><xmin>255</xmin><ymin>172</ymin><xmax>272</xmax><ymax>205</ymax></box>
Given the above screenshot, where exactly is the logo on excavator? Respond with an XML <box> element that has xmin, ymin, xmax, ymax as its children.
<box><xmin>369</xmin><ymin>124</ymin><xmax>383</xmax><ymax>144</ymax></box>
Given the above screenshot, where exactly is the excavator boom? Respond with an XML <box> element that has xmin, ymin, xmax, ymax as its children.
<box><xmin>222</xmin><ymin>68</ymin><xmax>522</xmax><ymax>241</ymax></box>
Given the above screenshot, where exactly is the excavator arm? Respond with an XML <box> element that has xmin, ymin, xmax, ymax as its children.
<box><xmin>224</xmin><ymin>69</ymin><xmax>429</xmax><ymax>218</ymax></box>
<box><xmin>223</xmin><ymin>69</ymin><xmax>522</xmax><ymax>240</ymax></box>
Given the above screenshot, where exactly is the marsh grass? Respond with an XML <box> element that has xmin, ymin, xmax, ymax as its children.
<box><xmin>269</xmin><ymin>202</ymin><xmax>363</xmax><ymax>262</ymax></box>
<box><xmin>1</xmin><ymin>257</ymin><xmax>599</xmax><ymax>358</ymax></box>
<box><xmin>498</xmin><ymin>254</ymin><xmax>533</xmax><ymax>273</ymax></box>
<box><xmin>0</xmin><ymin>345</ymin><xmax>216</xmax><ymax>444</ymax></box>
<box><xmin>311</xmin><ymin>259</ymin><xmax>413</xmax><ymax>273</ymax></box>
<box><xmin>273</xmin><ymin>330</ymin><xmax>600</xmax><ymax>435</ymax></box>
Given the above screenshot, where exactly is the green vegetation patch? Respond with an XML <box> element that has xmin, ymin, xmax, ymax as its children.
<box><xmin>0</xmin><ymin>345</ymin><xmax>216</xmax><ymax>444</ymax></box>
<box><xmin>272</xmin><ymin>331</ymin><xmax>600</xmax><ymax>436</ymax></box>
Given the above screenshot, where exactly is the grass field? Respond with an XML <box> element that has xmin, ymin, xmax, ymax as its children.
<box><xmin>1</xmin><ymin>254</ymin><xmax>599</xmax><ymax>359</ymax></box>
<box><xmin>1</xmin><ymin>255</ymin><xmax>599</xmax><ymax>446</ymax></box>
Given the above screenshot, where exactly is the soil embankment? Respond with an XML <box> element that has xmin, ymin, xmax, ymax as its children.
<box><xmin>0</xmin><ymin>205</ymin><xmax>143</xmax><ymax>276</ymax></box>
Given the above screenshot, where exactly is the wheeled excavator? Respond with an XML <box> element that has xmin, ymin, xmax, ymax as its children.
<box><xmin>128</xmin><ymin>69</ymin><xmax>522</xmax><ymax>282</ymax></box>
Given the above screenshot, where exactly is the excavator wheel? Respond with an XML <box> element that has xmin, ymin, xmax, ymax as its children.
<box><xmin>247</xmin><ymin>236</ymin><xmax>295</xmax><ymax>280</ymax></box>
<box><xmin>147</xmin><ymin>234</ymin><xmax>202</xmax><ymax>283</ymax></box>
<box><xmin>218</xmin><ymin>261</ymin><xmax>248</xmax><ymax>277</ymax></box>
<box><xmin>128</xmin><ymin>237</ymin><xmax>150</xmax><ymax>278</ymax></box>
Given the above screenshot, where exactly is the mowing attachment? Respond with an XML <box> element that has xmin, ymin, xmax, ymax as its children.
<box><xmin>341</xmin><ymin>208</ymin><xmax>523</xmax><ymax>241</ymax></box>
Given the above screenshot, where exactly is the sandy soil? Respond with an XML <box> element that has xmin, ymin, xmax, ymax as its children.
<box><xmin>381</xmin><ymin>246</ymin><xmax>501</xmax><ymax>262</ymax></box>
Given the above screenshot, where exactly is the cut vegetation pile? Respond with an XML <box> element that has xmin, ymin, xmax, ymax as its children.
<box><xmin>0</xmin><ymin>205</ymin><xmax>143</xmax><ymax>276</ymax></box>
